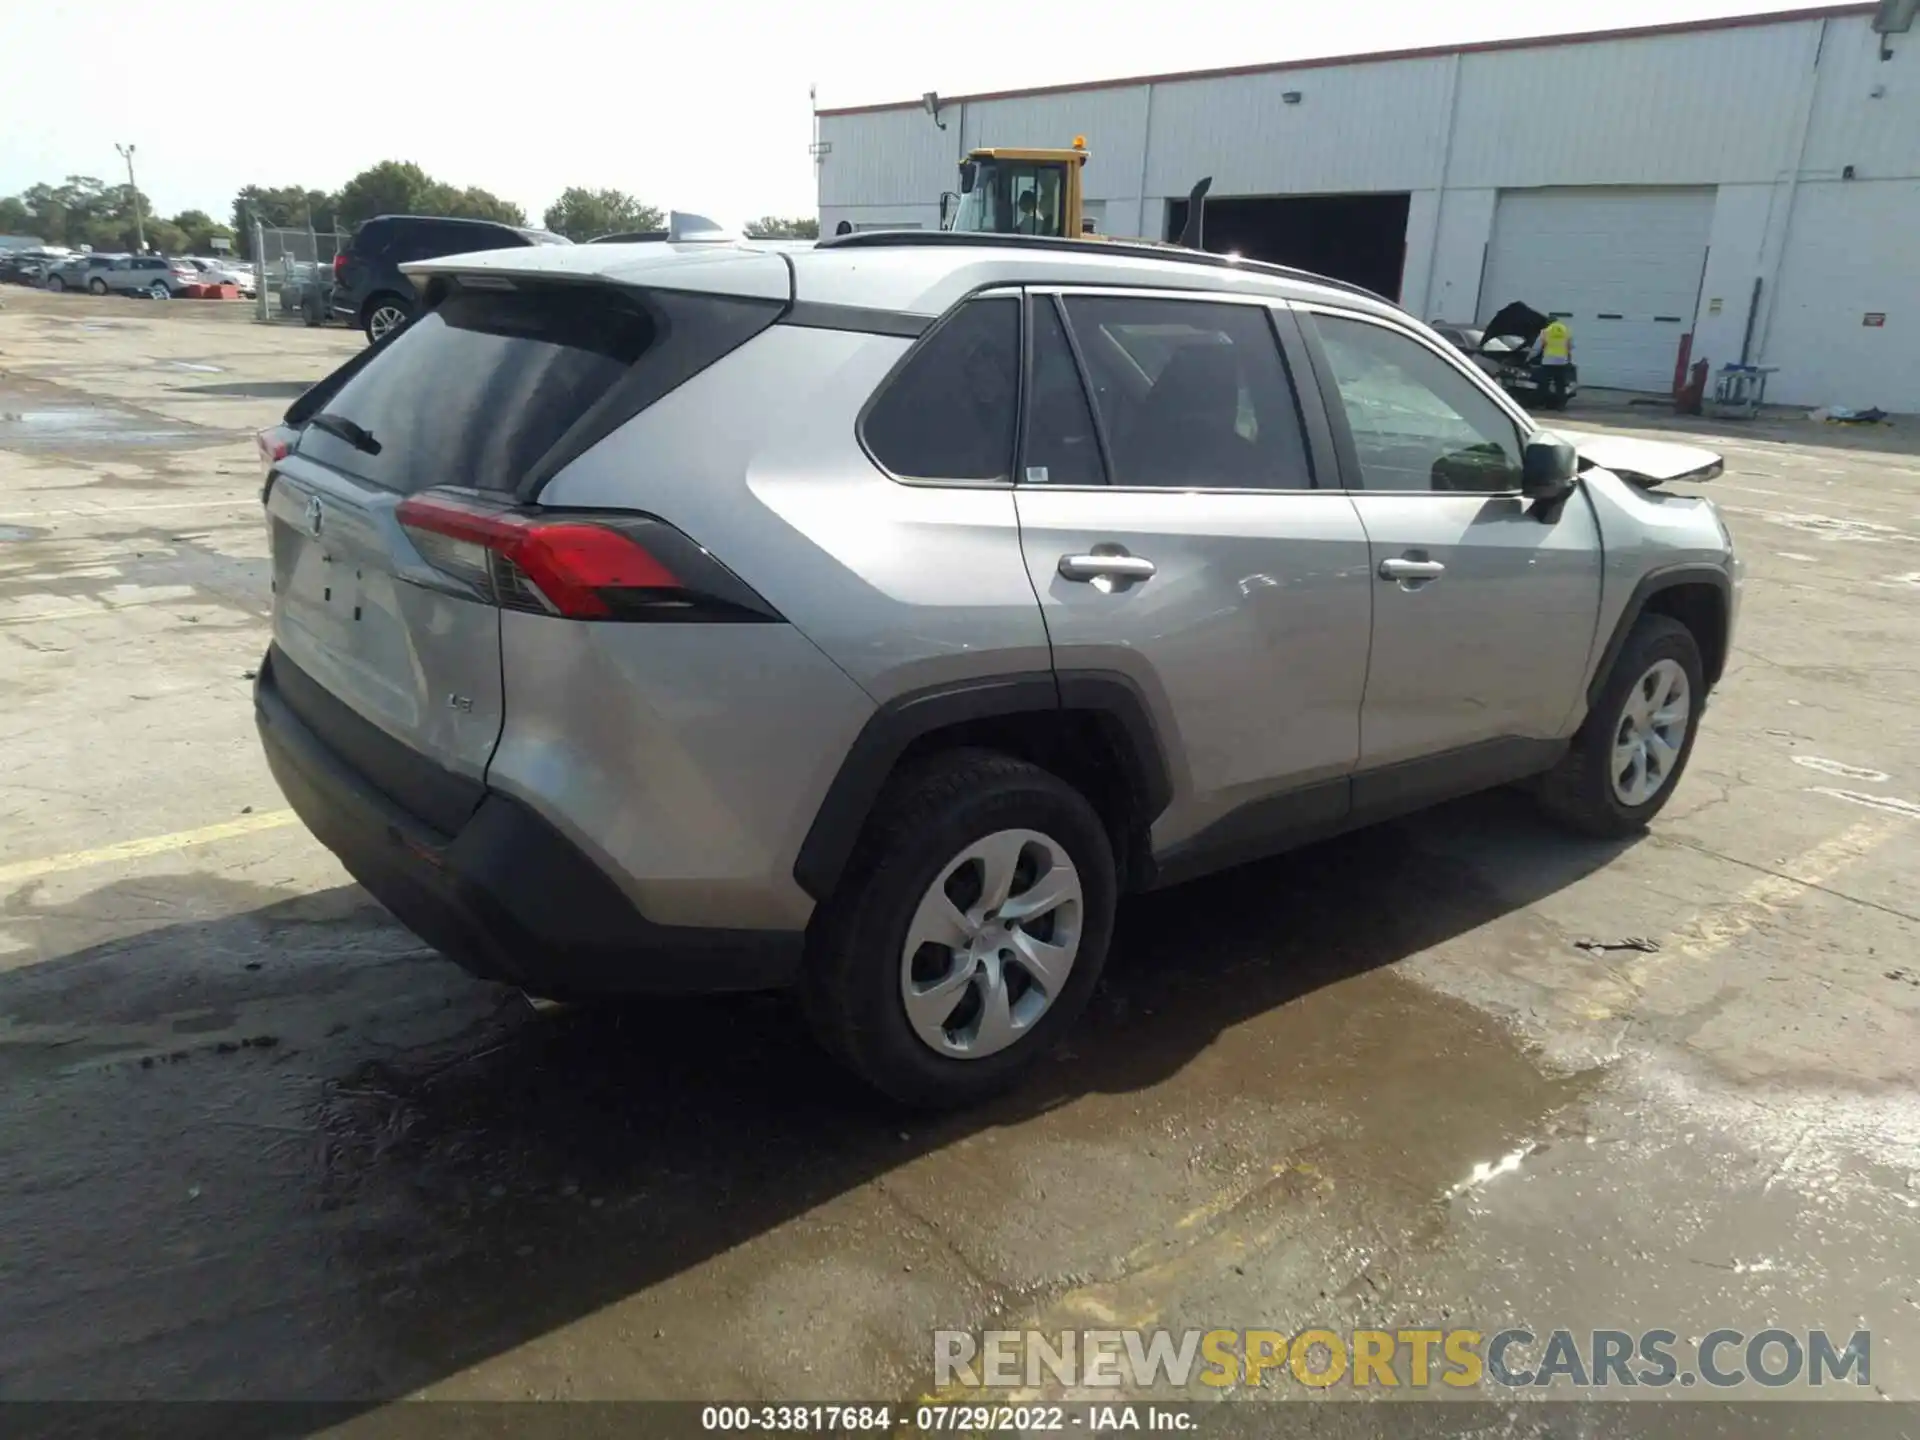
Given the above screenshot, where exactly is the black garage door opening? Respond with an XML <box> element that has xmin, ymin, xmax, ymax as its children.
<box><xmin>1164</xmin><ymin>192</ymin><xmax>1411</xmax><ymax>301</ymax></box>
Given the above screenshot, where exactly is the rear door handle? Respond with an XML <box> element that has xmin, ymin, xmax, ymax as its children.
<box><xmin>1378</xmin><ymin>558</ymin><xmax>1446</xmax><ymax>581</ymax></box>
<box><xmin>1059</xmin><ymin>553</ymin><xmax>1157</xmax><ymax>582</ymax></box>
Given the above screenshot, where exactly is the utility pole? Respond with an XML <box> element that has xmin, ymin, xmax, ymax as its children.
<box><xmin>115</xmin><ymin>143</ymin><xmax>145</xmax><ymax>252</ymax></box>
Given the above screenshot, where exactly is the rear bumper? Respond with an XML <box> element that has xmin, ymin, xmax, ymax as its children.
<box><xmin>254</xmin><ymin>649</ymin><xmax>803</xmax><ymax>996</ymax></box>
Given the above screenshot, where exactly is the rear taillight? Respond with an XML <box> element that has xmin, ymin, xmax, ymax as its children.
<box><xmin>256</xmin><ymin>424</ymin><xmax>296</xmax><ymax>500</ymax></box>
<box><xmin>395</xmin><ymin>489</ymin><xmax>779</xmax><ymax>623</ymax></box>
<box><xmin>332</xmin><ymin>252</ymin><xmax>348</xmax><ymax>277</ymax></box>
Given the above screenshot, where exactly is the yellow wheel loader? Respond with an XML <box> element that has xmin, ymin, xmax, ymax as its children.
<box><xmin>939</xmin><ymin>137</ymin><xmax>1211</xmax><ymax>248</ymax></box>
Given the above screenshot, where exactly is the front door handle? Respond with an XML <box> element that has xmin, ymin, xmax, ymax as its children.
<box><xmin>1378</xmin><ymin>557</ymin><xmax>1446</xmax><ymax>581</ymax></box>
<box><xmin>1059</xmin><ymin>553</ymin><xmax>1157</xmax><ymax>582</ymax></box>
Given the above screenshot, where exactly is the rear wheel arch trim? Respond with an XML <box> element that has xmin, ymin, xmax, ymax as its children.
<box><xmin>1586</xmin><ymin>565</ymin><xmax>1732</xmax><ymax>709</ymax></box>
<box><xmin>792</xmin><ymin>670</ymin><xmax>1173</xmax><ymax>903</ymax></box>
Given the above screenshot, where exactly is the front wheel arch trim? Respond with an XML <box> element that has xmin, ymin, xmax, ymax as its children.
<box><xmin>1585</xmin><ymin>565</ymin><xmax>1732</xmax><ymax>711</ymax></box>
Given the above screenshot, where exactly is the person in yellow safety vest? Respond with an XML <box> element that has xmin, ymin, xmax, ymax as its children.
<box><xmin>1530</xmin><ymin>316</ymin><xmax>1574</xmax><ymax>407</ymax></box>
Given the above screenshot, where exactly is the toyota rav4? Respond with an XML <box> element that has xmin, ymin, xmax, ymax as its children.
<box><xmin>255</xmin><ymin>231</ymin><xmax>1739</xmax><ymax>1107</ymax></box>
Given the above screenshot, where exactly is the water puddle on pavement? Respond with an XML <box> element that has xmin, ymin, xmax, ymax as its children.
<box><xmin>0</xmin><ymin>380</ymin><xmax>216</xmax><ymax>452</ymax></box>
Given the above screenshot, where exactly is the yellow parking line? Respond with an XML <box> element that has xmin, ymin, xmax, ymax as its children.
<box><xmin>0</xmin><ymin>809</ymin><xmax>297</xmax><ymax>887</ymax></box>
<box><xmin>1573</xmin><ymin>817</ymin><xmax>1904</xmax><ymax>1019</ymax></box>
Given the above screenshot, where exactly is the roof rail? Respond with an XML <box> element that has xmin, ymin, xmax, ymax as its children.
<box><xmin>813</xmin><ymin>229</ymin><xmax>1387</xmax><ymax>303</ymax></box>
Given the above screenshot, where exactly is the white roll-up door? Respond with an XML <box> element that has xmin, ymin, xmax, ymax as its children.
<box><xmin>1481</xmin><ymin>188</ymin><xmax>1714</xmax><ymax>394</ymax></box>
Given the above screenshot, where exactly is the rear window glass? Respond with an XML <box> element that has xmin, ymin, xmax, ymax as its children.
<box><xmin>298</xmin><ymin>287</ymin><xmax>655</xmax><ymax>494</ymax></box>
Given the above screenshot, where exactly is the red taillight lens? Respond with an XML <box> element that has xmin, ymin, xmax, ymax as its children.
<box><xmin>395</xmin><ymin>489</ymin><xmax>776</xmax><ymax>623</ymax></box>
<box><xmin>332</xmin><ymin>252</ymin><xmax>348</xmax><ymax>276</ymax></box>
<box><xmin>256</xmin><ymin>427</ymin><xmax>293</xmax><ymax>465</ymax></box>
<box><xmin>257</xmin><ymin>425</ymin><xmax>296</xmax><ymax>502</ymax></box>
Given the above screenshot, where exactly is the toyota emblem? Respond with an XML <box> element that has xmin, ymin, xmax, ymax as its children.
<box><xmin>304</xmin><ymin>495</ymin><xmax>324</xmax><ymax>538</ymax></box>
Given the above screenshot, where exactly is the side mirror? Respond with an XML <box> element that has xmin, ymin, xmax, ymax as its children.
<box><xmin>958</xmin><ymin>161</ymin><xmax>978</xmax><ymax>196</ymax></box>
<box><xmin>1521</xmin><ymin>434</ymin><xmax>1578</xmax><ymax>499</ymax></box>
<box><xmin>939</xmin><ymin>192</ymin><xmax>959</xmax><ymax>229</ymax></box>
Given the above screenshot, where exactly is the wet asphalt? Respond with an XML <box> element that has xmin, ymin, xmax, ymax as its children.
<box><xmin>0</xmin><ymin>290</ymin><xmax>1915</xmax><ymax>1415</ymax></box>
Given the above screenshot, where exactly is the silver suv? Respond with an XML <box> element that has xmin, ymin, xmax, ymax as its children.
<box><xmin>255</xmin><ymin>232</ymin><xmax>1739</xmax><ymax>1106</ymax></box>
<box><xmin>45</xmin><ymin>253</ymin><xmax>125</xmax><ymax>292</ymax></box>
<box><xmin>101</xmin><ymin>254</ymin><xmax>202</xmax><ymax>298</ymax></box>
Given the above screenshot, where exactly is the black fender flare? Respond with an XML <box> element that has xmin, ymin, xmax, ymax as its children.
<box><xmin>792</xmin><ymin>670</ymin><xmax>1173</xmax><ymax>903</ymax></box>
<box><xmin>1585</xmin><ymin>563</ymin><xmax>1733</xmax><ymax>709</ymax></box>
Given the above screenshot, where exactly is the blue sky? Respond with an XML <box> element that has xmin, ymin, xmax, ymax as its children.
<box><xmin>0</xmin><ymin>0</ymin><xmax>1833</xmax><ymax>229</ymax></box>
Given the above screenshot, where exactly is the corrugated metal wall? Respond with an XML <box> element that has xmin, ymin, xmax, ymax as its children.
<box><xmin>1445</xmin><ymin>22</ymin><xmax>1823</xmax><ymax>188</ymax></box>
<box><xmin>1143</xmin><ymin>57</ymin><xmax>1455</xmax><ymax>198</ymax></box>
<box><xmin>820</xmin><ymin>17</ymin><xmax>1832</xmax><ymax>209</ymax></box>
<box><xmin>817</xmin><ymin>13</ymin><xmax>1920</xmax><ymax>405</ymax></box>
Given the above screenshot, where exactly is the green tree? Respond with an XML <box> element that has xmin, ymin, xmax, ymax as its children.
<box><xmin>21</xmin><ymin>177</ymin><xmax>121</xmax><ymax>246</ymax></box>
<box><xmin>333</xmin><ymin>161</ymin><xmax>438</xmax><ymax>226</ymax></box>
<box><xmin>431</xmin><ymin>184</ymin><xmax>527</xmax><ymax>226</ymax></box>
<box><xmin>231</xmin><ymin>185</ymin><xmax>335</xmax><ymax>241</ymax></box>
<box><xmin>744</xmin><ymin>215</ymin><xmax>819</xmax><ymax>240</ymax></box>
<box><xmin>331</xmin><ymin>162</ymin><xmax>527</xmax><ymax>228</ymax></box>
<box><xmin>0</xmin><ymin>196</ymin><xmax>35</xmax><ymax>238</ymax></box>
<box><xmin>168</xmin><ymin>209</ymin><xmax>233</xmax><ymax>253</ymax></box>
<box><xmin>231</xmin><ymin>186</ymin><xmax>338</xmax><ymax>258</ymax></box>
<box><xmin>142</xmin><ymin>220</ymin><xmax>189</xmax><ymax>255</ymax></box>
<box><xmin>541</xmin><ymin>187</ymin><xmax>663</xmax><ymax>241</ymax></box>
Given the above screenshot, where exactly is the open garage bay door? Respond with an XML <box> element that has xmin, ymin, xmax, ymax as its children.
<box><xmin>1481</xmin><ymin>188</ymin><xmax>1713</xmax><ymax>394</ymax></box>
<box><xmin>1168</xmin><ymin>193</ymin><xmax>1411</xmax><ymax>302</ymax></box>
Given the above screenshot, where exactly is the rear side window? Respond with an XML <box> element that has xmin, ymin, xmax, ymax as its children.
<box><xmin>433</xmin><ymin>221</ymin><xmax>517</xmax><ymax>255</ymax></box>
<box><xmin>298</xmin><ymin>285</ymin><xmax>777</xmax><ymax>495</ymax></box>
<box><xmin>863</xmin><ymin>298</ymin><xmax>1019</xmax><ymax>482</ymax></box>
<box><xmin>1062</xmin><ymin>295</ymin><xmax>1313</xmax><ymax>491</ymax></box>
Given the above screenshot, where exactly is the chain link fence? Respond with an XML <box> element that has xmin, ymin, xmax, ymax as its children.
<box><xmin>250</xmin><ymin>223</ymin><xmax>351</xmax><ymax>324</ymax></box>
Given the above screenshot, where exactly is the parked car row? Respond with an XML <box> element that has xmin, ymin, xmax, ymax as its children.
<box><xmin>0</xmin><ymin>248</ymin><xmax>256</xmax><ymax>299</ymax></box>
<box><xmin>0</xmin><ymin>249</ymin><xmax>74</xmax><ymax>286</ymax></box>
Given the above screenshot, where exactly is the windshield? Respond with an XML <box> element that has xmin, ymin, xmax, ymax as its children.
<box><xmin>948</xmin><ymin>159</ymin><xmax>1067</xmax><ymax>237</ymax></box>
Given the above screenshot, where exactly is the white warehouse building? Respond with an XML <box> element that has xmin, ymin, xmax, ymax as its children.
<box><xmin>816</xmin><ymin>4</ymin><xmax>1920</xmax><ymax>408</ymax></box>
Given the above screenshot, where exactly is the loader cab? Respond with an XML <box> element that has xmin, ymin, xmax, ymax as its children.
<box><xmin>943</xmin><ymin>141</ymin><xmax>1087</xmax><ymax>237</ymax></box>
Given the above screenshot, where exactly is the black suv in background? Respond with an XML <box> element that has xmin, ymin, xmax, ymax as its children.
<box><xmin>330</xmin><ymin>215</ymin><xmax>570</xmax><ymax>343</ymax></box>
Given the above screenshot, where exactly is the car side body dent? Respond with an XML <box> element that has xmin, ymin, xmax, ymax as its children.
<box><xmin>1575</xmin><ymin>465</ymin><xmax>1738</xmax><ymax>724</ymax></box>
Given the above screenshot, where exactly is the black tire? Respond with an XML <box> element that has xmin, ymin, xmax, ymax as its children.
<box><xmin>362</xmin><ymin>293</ymin><xmax>412</xmax><ymax>345</ymax></box>
<box><xmin>1537</xmin><ymin>614</ymin><xmax>1705</xmax><ymax>838</ymax></box>
<box><xmin>47</xmin><ymin>275</ymin><xmax>66</xmax><ymax>292</ymax></box>
<box><xmin>802</xmin><ymin>750</ymin><xmax>1117</xmax><ymax>1109</ymax></box>
<box><xmin>87</xmin><ymin>277</ymin><xmax>107</xmax><ymax>296</ymax></box>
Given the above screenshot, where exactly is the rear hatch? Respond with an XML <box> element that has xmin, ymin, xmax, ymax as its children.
<box><xmin>264</xmin><ymin>259</ymin><xmax>790</xmax><ymax>832</ymax></box>
<box><xmin>266</xmin><ymin>284</ymin><xmax>666</xmax><ymax>831</ymax></box>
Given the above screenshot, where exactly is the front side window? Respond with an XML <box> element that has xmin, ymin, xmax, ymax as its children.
<box><xmin>863</xmin><ymin>298</ymin><xmax>1019</xmax><ymax>482</ymax></box>
<box><xmin>1060</xmin><ymin>295</ymin><xmax>1313</xmax><ymax>490</ymax></box>
<box><xmin>1312</xmin><ymin>314</ymin><xmax>1523</xmax><ymax>493</ymax></box>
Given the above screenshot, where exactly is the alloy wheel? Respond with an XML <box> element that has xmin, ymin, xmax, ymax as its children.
<box><xmin>367</xmin><ymin>304</ymin><xmax>407</xmax><ymax>342</ymax></box>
